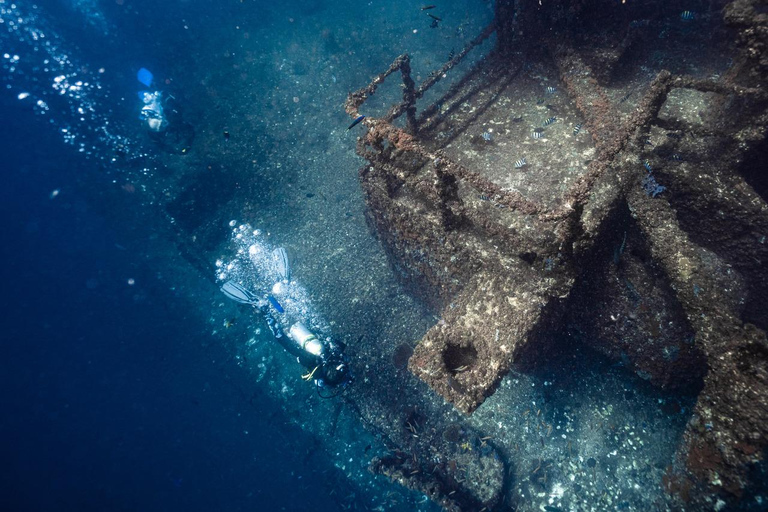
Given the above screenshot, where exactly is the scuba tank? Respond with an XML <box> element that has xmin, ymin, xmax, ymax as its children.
<box><xmin>218</xmin><ymin>227</ymin><xmax>352</xmax><ymax>394</ymax></box>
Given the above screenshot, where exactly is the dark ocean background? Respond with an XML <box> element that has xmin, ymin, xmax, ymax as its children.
<box><xmin>1</xmin><ymin>0</ymin><xmax>496</xmax><ymax>508</ymax></box>
<box><xmin>0</xmin><ymin>0</ymin><xmax>446</xmax><ymax>509</ymax></box>
<box><xmin>0</xmin><ymin>70</ymin><xmax>341</xmax><ymax>512</ymax></box>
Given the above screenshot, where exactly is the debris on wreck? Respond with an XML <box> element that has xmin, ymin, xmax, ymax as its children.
<box><xmin>346</xmin><ymin>0</ymin><xmax>768</xmax><ymax>509</ymax></box>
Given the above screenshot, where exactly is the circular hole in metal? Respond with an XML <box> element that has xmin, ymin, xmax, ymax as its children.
<box><xmin>443</xmin><ymin>343</ymin><xmax>478</xmax><ymax>375</ymax></box>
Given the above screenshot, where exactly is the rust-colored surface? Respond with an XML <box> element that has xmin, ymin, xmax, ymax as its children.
<box><xmin>347</xmin><ymin>0</ymin><xmax>768</xmax><ymax>508</ymax></box>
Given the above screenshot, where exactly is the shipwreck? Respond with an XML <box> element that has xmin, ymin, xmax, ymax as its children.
<box><xmin>345</xmin><ymin>0</ymin><xmax>768</xmax><ymax>509</ymax></box>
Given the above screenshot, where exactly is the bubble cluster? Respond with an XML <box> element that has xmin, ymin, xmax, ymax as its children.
<box><xmin>217</xmin><ymin>223</ymin><xmax>332</xmax><ymax>342</ymax></box>
<box><xmin>1</xmin><ymin>1</ymin><xmax>151</xmax><ymax>172</ymax></box>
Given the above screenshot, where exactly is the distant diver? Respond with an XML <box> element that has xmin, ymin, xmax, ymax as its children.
<box><xmin>137</xmin><ymin>68</ymin><xmax>166</xmax><ymax>132</ymax></box>
<box><xmin>219</xmin><ymin>237</ymin><xmax>353</xmax><ymax>396</ymax></box>
<box><xmin>136</xmin><ymin>67</ymin><xmax>195</xmax><ymax>153</ymax></box>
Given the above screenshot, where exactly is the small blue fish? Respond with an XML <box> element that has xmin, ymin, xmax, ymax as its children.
<box><xmin>532</xmin><ymin>130</ymin><xmax>544</xmax><ymax>139</ymax></box>
<box><xmin>347</xmin><ymin>115</ymin><xmax>366</xmax><ymax>130</ymax></box>
<box><xmin>680</xmin><ymin>10</ymin><xmax>696</xmax><ymax>21</ymax></box>
<box><xmin>514</xmin><ymin>158</ymin><xmax>526</xmax><ymax>169</ymax></box>
<box><xmin>545</xmin><ymin>86</ymin><xmax>557</xmax><ymax>94</ymax></box>
<box><xmin>573</xmin><ymin>123</ymin><xmax>582</xmax><ymax>135</ymax></box>
<box><xmin>479</xmin><ymin>194</ymin><xmax>491</xmax><ymax>201</ymax></box>
<box><xmin>543</xmin><ymin>116</ymin><xmax>557</xmax><ymax>127</ymax></box>
<box><xmin>643</xmin><ymin>160</ymin><xmax>653</xmax><ymax>172</ymax></box>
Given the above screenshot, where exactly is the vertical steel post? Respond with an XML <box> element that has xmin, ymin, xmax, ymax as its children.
<box><xmin>400</xmin><ymin>55</ymin><xmax>418</xmax><ymax>134</ymax></box>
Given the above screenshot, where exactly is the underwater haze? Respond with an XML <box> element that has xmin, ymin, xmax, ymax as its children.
<box><xmin>1</xmin><ymin>0</ymin><xmax>489</xmax><ymax>510</ymax></box>
<box><xmin>3</xmin><ymin>0</ymin><xmax>766</xmax><ymax>511</ymax></box>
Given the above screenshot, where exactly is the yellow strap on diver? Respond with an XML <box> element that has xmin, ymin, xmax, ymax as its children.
<box><xmin>302</xmin><ymin>366</ymin><xmax>319</xmax><ymax>381</ymax></box>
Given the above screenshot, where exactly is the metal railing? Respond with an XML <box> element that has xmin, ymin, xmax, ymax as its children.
<box><xmin>344</xmin><ymin>24</ymin><xmax>765</xmax><ymax>247</ymax></box>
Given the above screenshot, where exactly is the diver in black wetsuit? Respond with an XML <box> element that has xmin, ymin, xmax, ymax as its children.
<box><xmin>220</xmin><ymin>252</ymin><xmax>353</xmax><ymax>396</ymax></box>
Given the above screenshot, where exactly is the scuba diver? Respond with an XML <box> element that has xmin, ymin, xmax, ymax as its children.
<box><xmin>218</xmin><ymin>230</ymin><xmax>353</xmax><ymax>397</ymax></box>
<box><xmin>136</xmin><ymin>67</ymin><xmax>195</xmax><ymax>154</ymax></box>
<box><xmin>137</xmin><ymin>67</ymin><xmax>166</xmax><ymax>132</ymax></box>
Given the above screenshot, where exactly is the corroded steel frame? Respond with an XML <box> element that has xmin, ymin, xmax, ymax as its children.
<box><xmin>346</xmin><ymin>5</ymin><xmax>768</xmax><ymax>507</ymax></box>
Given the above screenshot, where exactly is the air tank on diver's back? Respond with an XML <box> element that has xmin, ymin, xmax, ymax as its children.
<box><xmin>218</xmin><ymin>229</ymin><xmax>352</xmax><ymax>395</ymax></box>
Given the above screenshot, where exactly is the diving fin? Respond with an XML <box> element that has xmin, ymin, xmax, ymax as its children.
<box><xmin>221</xmin><ymin>280</ymin><xmax>260</xmax><ymax>305</ymax></box>
<box><xmin>272</xmin><ymin>247</ymin><xmax>291</xmax><ymax>281</ymax></box>
<box><xmin>137</xmin><ymin>68</ymin><xmax>154</xmax><ymax>88</ymax></box>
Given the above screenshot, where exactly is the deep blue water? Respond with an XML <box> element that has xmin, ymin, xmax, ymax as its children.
<box><xmin>0</xmin><ymin>74</ymin><xmax>339</xmax><ymax>512</ymax></box>
<box><xmin>0</xmin><ymin>0</ymin><xmax>488</xmax><ymax>510</ymax></box>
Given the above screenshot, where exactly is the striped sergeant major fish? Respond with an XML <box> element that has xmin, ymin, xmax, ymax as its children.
<box><xmin>619</xmin><ymin>90</ymin><xmax>634</xmax><ymax>103</ymax></box>
<box><xmin>680</xmin><ymin>11</ymin><xmax>696</xmax><ymax>21</ymax></box>
<box><xmin>545</xmin><ymin>86</ymin><xmax>556</xmax><ymax>94</ymax></box>
<box><xmin>514</xmin><ymin>157</ymin><xmax>527</xmax><ymax>169</ymax></box>
<box><xmin>532</xmin><ymin>128</ymin><xmax>544</xmax><ymax>139</ymax></box>
<box><xmin>643</xmin><ymin>160</ymin><xmax>653</xmax><ymax>172</ymax></box>
<box><xmin>573</xmin><ymin>123</ymin><xmax>582</xmax><ymax>135</ymax></box>
<box><xmin>543</xmin><ymin>116</ymin><xmax>557</xmax><ymax>127</ymax></box>
<box><xmin>479</xmin><ymin>194</ymin><xmax>491</xmax><ymax>201</ymax></box>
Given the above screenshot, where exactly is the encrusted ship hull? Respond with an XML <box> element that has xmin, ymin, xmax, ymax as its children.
<box><xmin>348</xmin><ymin>0</ymin><xmax>768</xmax><ymax>508</ymax></box>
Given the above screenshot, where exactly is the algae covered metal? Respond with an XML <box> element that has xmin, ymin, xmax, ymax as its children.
<box><xmin>347</xmin><ymin>0</ymin><xmax>768</xmax><ymax>508</ymax></box>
